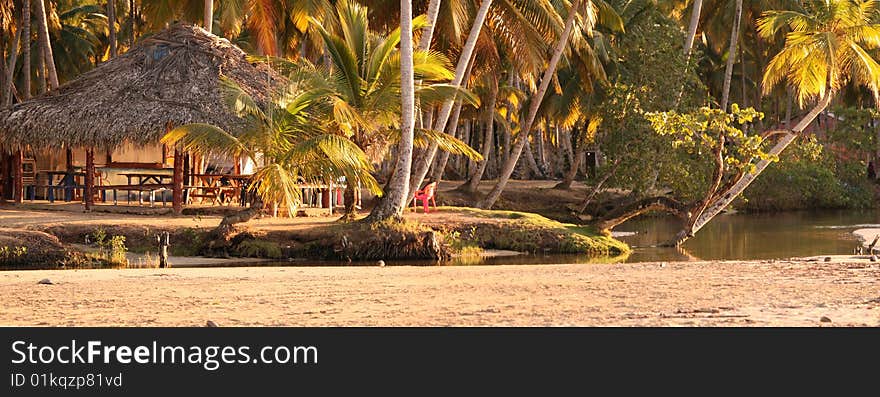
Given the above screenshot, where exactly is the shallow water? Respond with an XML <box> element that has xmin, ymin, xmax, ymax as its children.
<box><xmin>615</xmin><ymin>209</ymin><xmax>878</xmax><ymax>262</ymax></box>
<box><xmin>5</xmin><ymin>209</ymin><xmax>874</xmax><ymax>270</ymax></box>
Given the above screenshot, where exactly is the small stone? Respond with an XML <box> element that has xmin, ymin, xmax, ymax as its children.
<box><xmin>820</xmin><ymin>316</ymin><xmax>832</xmax><ymax>323</ymax></box>
<box><xmin>205</xmin><ymin>320</ymin><xmax>219</xmax><ymax>327</ymax></box>
<box><xmin>37</xmin><ymin>278</ymin><xmax>53</xmax><ymax>285</ymax></box>
<box><xmin>824</xmin><ymin>257</ymin><xmax>832</xmax><ymax>262</ymax></box>
<box><xmin>659</xmin><ymin>262</ymin><xmax>667</xmax><ymax>268</ymax></box>
<box><xmin>377</xmin><ymin>260</ymin><xmax>385</xmax><ymax>267</ymax></box>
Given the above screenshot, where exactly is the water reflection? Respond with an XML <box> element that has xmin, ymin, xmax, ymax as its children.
<box><xmin>616</xmin><ymin>209</ymin><xmax>878</xmax><ymax>262</ymax></box>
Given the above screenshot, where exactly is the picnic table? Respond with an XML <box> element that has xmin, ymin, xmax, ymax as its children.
<box><xmin>119</xmin><ymin>171</ymin><xmax>173</xmax><ymax>185</ymax></box>
<box><xmin>41</xmin><ymin>170</ymin><xmax>86</xmax><ymax>202</ymax></box>
<box><xmin>187</xmin><ymin>173</ymin><xmax>251</xmax><ymax>205</ymax></box>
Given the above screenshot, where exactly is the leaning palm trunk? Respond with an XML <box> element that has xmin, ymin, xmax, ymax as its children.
<box><xmin>430</xmin><ymin>101</ymin><xmax>465</xmax><ymax>183</ymax></box>
<box><xmin>209</xmin><ymin>195</ymin><xmax>265</xmax><ymax>251</ymax></box>
<box><xmin>670</xmin><ymin>92</ymin><xmax>834</xmax><ymax>246</ymax></box>
<box><xmin>522</xmin><ymin>135</ymin><xmax>544</xmax><ymax>178</ymax></box>
<box><xmin>683</xmin><ymin>0</ymin><xmax>703</xmax><ymax>56</ymax></box>
<box><xmin>408</xmin><ymin>0</ymin><xmax>493</xmax><ymax>196</ymax></box>
<box><xmin>462</xmin><ymin>85</ymin><xmax>498</xmax><ymax>193</ymax></box>
<box><xmin>476</xmin><ymin>0</ymin><xmax>581</xmax><ymax>209</ymax></box>
<box><xmin>417</xmin><ymin>0</ymin><xmax>442</xmax><ymax>51</ymax></box>
<box><xmin>365</xmin><ymin>0</ymin><xmax>418</xmax><ymax>222</ymax></box>
<box><xmin>32</xmin><ymin>0</ymin><xmax>59</xmax><ymax>89</ymax></box>
<box><xmin>719</xmin><ymin>0</ymin><xmax>742</xmax><ymax>111</ymax></box>
<box><xmin>555</xmin><ymin>148</ymin><xmax>583</xmax><ymax>190</ymax></box>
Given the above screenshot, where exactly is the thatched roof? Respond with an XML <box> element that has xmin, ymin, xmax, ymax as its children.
<box><xmin>0</xmin><ymin>23</ymin><xmax>282</xmax><ymax>150</ymax></box>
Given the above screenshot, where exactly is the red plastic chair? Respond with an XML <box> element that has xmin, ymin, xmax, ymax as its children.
<box><xmin>412</xmin><ymin>182</ymin><xmax>437</xmax><ymax>213</ymax></box>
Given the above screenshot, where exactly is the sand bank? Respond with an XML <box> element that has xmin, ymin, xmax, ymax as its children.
<box><xmin>1</xmin><ymin>260</ymin><xmax>877</xmax><ymax>326</ymax></box>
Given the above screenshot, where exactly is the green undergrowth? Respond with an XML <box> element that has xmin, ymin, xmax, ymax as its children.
<box><xmin>433</xmin><ymin>207</ymin><xmax>631</xmax><ymax>256</ymax></box>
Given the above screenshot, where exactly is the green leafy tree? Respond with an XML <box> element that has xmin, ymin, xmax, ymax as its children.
<box><xmin>161</xmin><ymin>77</ymin><xmax>381</xmax><ymax>238</ymax></box>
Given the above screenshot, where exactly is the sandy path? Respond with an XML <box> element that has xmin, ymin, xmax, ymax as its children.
<box><xmin>1</xmin><ymin>260</ymin><xmax>878</xmax><ymax>326</ymax></box>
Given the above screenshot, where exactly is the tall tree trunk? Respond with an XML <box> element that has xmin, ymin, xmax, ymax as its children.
<box><xmin>555</xmin><ymin>136</ymin><xmax>583</xmax><ymax>191</ymax></box>
<box><xmin>417</xmin><ymin>0</ymin><xmax>442</xmax><ymax>51</ymax></box>
<box><xmin>431</xmin><ymin>101</ymin><xmax>465</xmax><ymax>183</ymax></box>
<box><xmin>36</xmin><ymin>47</ymin><xmax>46</xmax><ymax>93</ymax></box>
<box><xmin>672</xmin><ymin>92</ymin><xmax>835</xmax><ymax>245</ymax></box>
<box><xmin>21</xmin><ymin>0</ymin><xmax>30</xmax><ymax>100</ymax></box>
<box><xmin>107</xmin><ymin>1</ymin><xmax>117</xmax><ymax>57</ymax></box>
<box><xmin>3</xmin><ymin>21</ymin><xmax>20</xmax><ymax>106</ymax></box>
<box><xmin>522</xmin><ymin>134</ymin><xmax>543</xmax><ymax>178</ymax></box>
<box><xmin>476</xmin><ymin>0</ymin><xmax>580</xmax><ymax>209</ymax></box>
<box><xmin>204</xmin><ymin>0</ymin><xmax>213</xmax><ymax>32</ymax></box>
<box><xmin>462</xmin><ymin>83</ymin><xmax>498</xmax><ymax>193</ymax></box>
<box><xmin>784</xmin><ymin>88</ymin><xmax>792</xmax><ymax>126</ymax></box>
<box><xmin>740</xmin><ymin>47</ymin><xmax>748</xmax><ymax>107</ymax></box>
<box><xmin>683</xmin><ymin>0</ymin><xmax>703</xmax><ymax>56</ymax></box>
<box><xmin>719</xmin><ymin>0</ymin><xmax>742</xmax><ymax>111</ymax></box>
<box><xmin>408</xmin><ymin>0</ymin><xmax>493</xmax><ymax>195</ymax></box>
<box><xmin>365</xmin><ymin>0</ymin><xmax>417</xmax><ymax>222</ymax></box>
<box><xmin>342</xmin><ymin>184</ymin><xmax>357</xmax><ymax>218</ymax></box>
<box><xmin>32</xmin><ymin>0</ymin><xmax>58</xmax><ymax>89</ymax></box>
<box><xmin>129</xmin><ymin>0</ymin><xmax>136</xmax><ymax>46</ymax></box>
<box><xmin>537</xmin><ymin>124</ymin><xmax>549</xmax><ymax>174</ymax></box>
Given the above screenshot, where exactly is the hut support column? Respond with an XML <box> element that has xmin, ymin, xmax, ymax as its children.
<box><xmin>172</xmin><ymin>149</ymin><xmax>183</xmax><ymax>214</ymax></box>
<box><xmin>13</xmin><ymin>150</ymin><xmax>23</xmax><ymax>204</ymax></box>
<box><xmin>85</xmin><ymin>148</ymin><xmax>95</xmax><ymax>211</ymax></box>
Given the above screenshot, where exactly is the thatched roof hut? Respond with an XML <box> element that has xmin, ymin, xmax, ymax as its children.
<box><xmin>0</xmin><ymin>23</ymin><xmax>282</xmax><ymax>150</ymax></box>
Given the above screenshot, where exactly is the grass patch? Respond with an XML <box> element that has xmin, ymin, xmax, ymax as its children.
<box><xmin>433</xmin><ymin>207</ymin><xmax>630</xmax><ymax>256</ymax></box>
<box><xmin>234</xmin><ymin>239</ymin><xmax>283</xmax><ymax>259</ymax></box>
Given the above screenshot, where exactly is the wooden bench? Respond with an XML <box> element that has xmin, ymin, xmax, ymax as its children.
<box><xmin>97</xmin><ymin>184</ymin><xmax>172</xmax><ymax>207</ymax></box>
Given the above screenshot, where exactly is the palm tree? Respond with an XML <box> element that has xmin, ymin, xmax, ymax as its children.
<box><xmin>2</xmin><ymin>2</ymin><xmax>22</xmax><ymax>106</ymax></box>
<box><xmin>678</xmin><ymin>0</ymin><xmax>880</xmax><ymax>244</ymax></box>
<box><xmin>161</xmin><ymin>77</ymin><xmax>381</xmax><ymax>239</ymax></box>
<box><xmin>21</xmin><ymin>0</ymin><xmax>31</xmax><ymax>100</ymax></box>
<box><xmin>477</xmin><ymin>0</ymin><xmax>621</xmax><ymax>209</ymax></box>
<box><xmin>407</xmin><ymin>0</ymin><xmax>495</xmax><ymax>196</ymax></box>
<box><xmin>719</xmin><ymin>0</ymin><xmax>742</xmax><ymax>110</ymax></box>
<box><xmin>107</xmin><ymin>0</ymin><xmax>118</xmax><ymax>57</ymax></box>
<box><xmin>33</xmin><ymin>0</ymin><xmax>59</xmax><ymax>89</ymax></box>
<box><xmin>367</xmin><ymin>0</ymin><xmax>419</xmax><ymax>222</ymax></box>
<box><xmin>204</xmin><ymin>0</ymin><xmax>213</xmax><ymax>32</ymax></box>
<box><xmin>684</xmin><ymin>0</ymin><xmax>704</xmax><ymax>55</ymax></box>
<box><xmin>299</xmin><ymin>0</ymin><xmax>479</xmax><ymax>219</ymax></box>
<box><xmin>51</xmin><ymin>4</ymin><xmax>108</xmax><ymax>82</ymax></box>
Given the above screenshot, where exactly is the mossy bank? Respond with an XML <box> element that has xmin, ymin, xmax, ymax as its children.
<box><xmin>0</xmin><ymin>208</ymin><xmax>630</xmax><ymax>268</ymax></box>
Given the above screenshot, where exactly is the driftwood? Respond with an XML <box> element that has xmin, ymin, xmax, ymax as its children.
<box><xmin>596</xmin><ymin>196</ymin><xmax>690</xmax><ymax>233</ymax></box>
<box><xmin>868</xmin><ymin>234</ymin><xmax>879</xmax><ymax>254</ymax></box>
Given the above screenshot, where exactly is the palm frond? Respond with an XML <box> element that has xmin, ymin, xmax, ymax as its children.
<box><xmin>412</xmin><ymin>128</ymin><xmax>484</xmax><ymax>160</ymax></box>
<box><xmin>161</xmin><ymin>123</ymin><xmax>248</xmax><ymax>159</ymax></box>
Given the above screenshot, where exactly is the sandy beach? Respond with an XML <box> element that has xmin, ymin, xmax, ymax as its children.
<box><xmin>1</xmin><ymin>260</ymin><xmax>878</xmax><ymax>327</ymax></box>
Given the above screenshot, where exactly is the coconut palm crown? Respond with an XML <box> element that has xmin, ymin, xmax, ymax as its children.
<box><xmin>758</xmin><ymin>0</ymin><xmax>880</xmax><ymax>105</ymax></box>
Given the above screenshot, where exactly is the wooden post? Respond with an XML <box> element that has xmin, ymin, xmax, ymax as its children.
<box><xmin>158</xmin><ymin>232</ymin><xmax>169</xmax><ymax>268</ymax></box>
<box><xmin>183</xmin><ymin>153</ymin><xmax>191</xmax><ymax>186</ymax></box>
<box><xmin>0</xmin><ymin>149</ymin><xmax>6</xmax><ymax>202</ymax></box>
<box><xmin>85</xmin><ymin>148</ymin><xmax>95</xmax><ymax>210</ymax></box>
<box><xmin>172</xmin><ymin>149</ymin><xmax>183</xmax><ymax>214</ymax></box>
<box><xmin>13</xmin><ymin>150</ymin><xmax>23</xmax><ymax>203</ymax></box>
